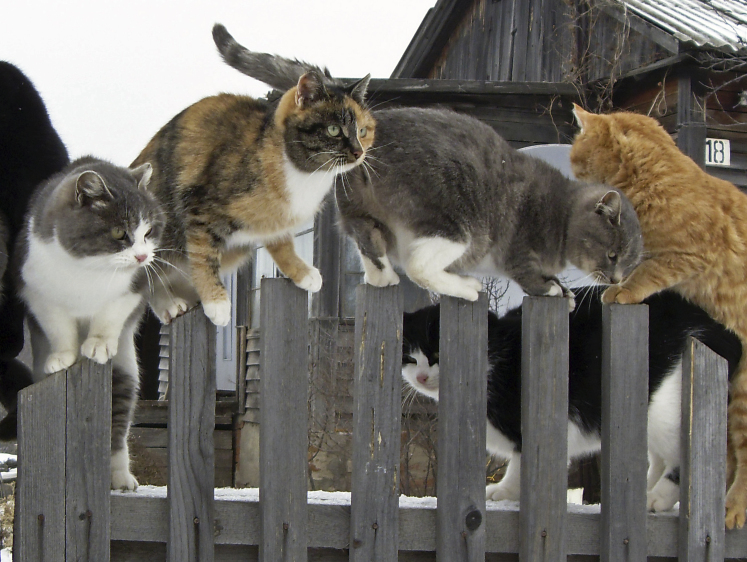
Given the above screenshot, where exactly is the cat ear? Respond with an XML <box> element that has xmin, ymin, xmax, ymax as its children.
<box><xmin>130</xmin><ymin>163</ymin><xmax>153</xmax><ymax>191</ymax></box>
<box><xmin>294</xmin><ymin>71</ymin><xmax>327</xmax><ymax>108</ymax></box>
<box><xmin>75</xmin><ymin>171</ymin><xmax>112</xmax><ymax>206</ymax></box>
<box><xmin>347</xmin><ymin>74</ymin><xmax>371</xmax><ymax>105</ymax></box>
<box><xmin>595</xmin><ymin>190</ymin><xmax>622</xmax><ymax>225</ymax></box>
<box><xmin>573</xmin><ymin>103</ymin><xmax>592</xmax><ymax>131</ymax></box>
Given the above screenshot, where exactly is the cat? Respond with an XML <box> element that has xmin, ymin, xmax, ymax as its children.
<box><xmin>130</xmin><ymin>24</ymin><xmax>374</xmax><ymax>327</ymax></box>
<box><xmin>0</xmin><ymin>61</ymin><xmax>69</xmax><ymax>439</ymax></box>
<box><xmin>210</xmin><ymin>27</ymin><xmax>643</xmax><ymax>307</ymax></box>
<box><xmin>570</xmin><ymin>104</ymin><xmax>747</xmax><ymax>528</ymax></box>
<box><xmin>401</xmin><ymin>286</ymin><xmax>742</xmax><ymax>509</ymax></box>
<box><xmin>15</xmin><ymin>156</ymin><xmax>164</xmax><ymax>490</ymax></box>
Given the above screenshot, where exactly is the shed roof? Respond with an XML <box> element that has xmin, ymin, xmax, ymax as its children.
<box><xmin>615</xmin><ymin>0</ymin><xmax>747</xmax><ymax>53</ymax></box>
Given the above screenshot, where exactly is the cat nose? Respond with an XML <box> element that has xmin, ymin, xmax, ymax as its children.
<box><xmin>416</xmin><ymin>373</ymin><xmax>429</xmax><ymax>385</ymax></box>
<box><xmin>135</xmin><ymin>254</ymin><xmax>148</xmax><ymax>263</ymax></box>
<box><xmin>352</xmin><ymin>149</ymin><xmax>363</xmax><ymax>160</ymax></box>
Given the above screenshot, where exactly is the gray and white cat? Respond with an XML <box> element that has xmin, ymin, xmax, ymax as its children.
<box><xmin>16</xmin><ymin>156</ymin><xmax>164</xmax><ymax>490</ymax></box>
<box><xmin>212</xmin><ymin>28</ymin><xmax>644</xmax><ymax>304</ymax></box>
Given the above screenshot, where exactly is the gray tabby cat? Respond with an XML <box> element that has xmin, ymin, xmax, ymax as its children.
<box><xmin>16</xmin><ymin>156</ymin><xmax>164</xmax><ymax>490</ymax></box>
<box><xmin>213</xmin><ymin>26</ymin><xmax>643</xmax><ymax>304</ymax></box>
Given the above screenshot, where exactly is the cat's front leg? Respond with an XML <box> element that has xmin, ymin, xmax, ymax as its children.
<box><xmin>187</xmin><ymin>232</ymin><xmax>232</xmax><ymax>326</ymax></box>
<box><xmin>339</xmin><ymin>216</ymin><xmax>399</xmax><ymax>286</ymax></box>
<box><xmin>486</xmin><ymin>452</ymin><xmax>521</xmax><ymax>501</ymax></box>
<box><xmin>26</xmin><ymin>299</ymin><xmax>79</xmax><ymax>374</ymax></box>
<box><xmin>508</xmin><ymin>266</ymin><xmax>575</xmax><ymax>310</ymax></box>
<box><xmin>646</xmin><ymin>466</ymin><xmax>680</xmax><ymax>512</ymax></box>
<box><xmin>82</xmin><ymin>293</ymin><xmax>143</xmax><ymax>364</ymax></box>
<box><xmin>265</xmin><ymin>237</ymin><xmax>323</xmax><ymax>292</ymax></box>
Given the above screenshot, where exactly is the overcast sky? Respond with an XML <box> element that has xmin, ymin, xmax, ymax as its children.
<box><xmin>2</xmin><ymin>0</ymin><xmax>435</xmax><ymax>164</ymax></box>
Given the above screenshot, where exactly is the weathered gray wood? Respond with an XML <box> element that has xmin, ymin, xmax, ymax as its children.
<box><xmin>600</xmin><ymin>304</ymin><xmax>649</xmax><ymax>561</ymax></box>
<box><xmin>168</xmin><ymin>309</ymin><xmax>216</xmax><ymax>562</ymax></box>
<box><xmin>259</xmin><ymin>278</ymin><xmax>309</xmax><ymax>562</ymax></box>
<box><xmin>520</xmin><ymin>296</ymin><xmax>569</xmax><ymax>561</ymax></box>
<box><xmin>16</xmin><ymin>370</ymin><xmax>67</xmax><ymax>562</ymax></box>
<box><xmin>677</xmin><ymin>74</ymin><xmax>707</xmax><ymax>169</ymax></box>
<box><xmin>349</xmin><ymin>284</ymin><xmax>403</xmax><ymax>562</ymax></box>
<box><xmin>66</xmin><ymin>360</ymin><xmax>112</xmax><ymax>562</ymax></box>
<box><xmin>436</xmin><ymin>294</ymin><xmax>488</xmax><ymax>562</ymax></box>
<box><xmin>679</xmin><ymin>337</ymin><xmax>728</xmax><ymax>561</ymax></box>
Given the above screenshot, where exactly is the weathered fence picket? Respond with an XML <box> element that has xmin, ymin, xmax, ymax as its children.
<box><xmin>17</xmin><ymin>360</ymin><xmax>112</xmax><ymax>562</ymax></box>
<box><xmin>520</xmin><ymin>296</ymin><xmax>569</xmax><ymax>561</ymax></box>
<box><xmin>350</xmin><ymin>284</ymin><xmax>403</xmax><ymax>561</ymax></box>
<box><xmin>167</xmin><ymin>310</ymin><xmax>216</xmax><ymax>562</ymax></box>
<box><xmin>437</xmin><ymin>294</ymin><xmax>488</xmax><ymax>562</ymax></box>
<box><xmin>259</xmin><ymin>278</ymin><xmax>309</xmax><ymax>562</ymax></box>
<box><xmin>680</xmin><ymin>338</ymin><xmax>728</xmax><ymax>561</ymax></box>
<box><xmin>601</xmin><ymin>304</ymin><xmax>649</xmax><ymax>561</ymax></box>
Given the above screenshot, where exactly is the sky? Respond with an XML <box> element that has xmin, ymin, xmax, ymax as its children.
<box><xmin>1</xmin><ymin>0</ymin><xmax>435</xmax><ymax>164</ymax></box>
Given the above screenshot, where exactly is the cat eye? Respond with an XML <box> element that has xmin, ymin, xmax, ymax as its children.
<box><xmin>111</xmin><ymin>227</ymin><xmax>126</xmax><ymax>240</ymax></box>
<box><xmin>327</xmin><ymin>124</ymin><xmax>341</xmax><ymax>137</ymax></box>
<box><xmin>145</xmin><ymin>227</ymin><xmax>153</xmax><ymax>237</ymax></box>
<box><xmin>608</xmin><ymin>250</ymin><xmax>617</xmax><ymax>261</ymax></box>
<box><xmin>359</xmin><ymin>126</ymin><xmax>367</xmax><ymax>138</ymax></box>
<box><xmin>403</xmin><ymin>355</ymin><xmax>417</xmax><ymax>365</ymax></box>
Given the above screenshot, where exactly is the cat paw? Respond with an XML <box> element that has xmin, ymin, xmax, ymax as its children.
<box><xmin>294</xmin><ymin>267</ymin><xmax>323</xmax><ymax>292</ymax></box>
<box><xmin>111</xmin><ymin>468</ymin><xmax>139</xmax><ymax>492</ymax></box>
<box><xmin>725</xmin><ymin>487</ymin><xmax>747</xmax><ymax>529</ymax></box>
<box><xmin>202</xmin><ymin>298</ymin><xmax>232</xmax><ymax>326</ymax></box>
<box><xmin>81</xmin><ymin>337</ymin><xmax>118</xmax><ymax>364</ymax></box>
<box><xmin>647</xmin><ymin>480</ymin><xmax>679</xmax><ymax>512</ymax></box>
<box><xmin>602</xmin><ymin>285</ymin><xmax>641</xmax><ymax>305</ymax></box>
<box><xmin>364</xmin><ymin>266</ymin><xmax>400</xmax><ymax>287</ymax></box>
<box><xmin>153</xmin><ymin>297</ymin><xmax>191</xmax><ymax>325</ymax></box>
<box><xmin>44</xmin><ymin>351</ymin><xmax>78</xmax><ymax>374</ymax></box>
<box><xmin>486</xmin><ymin>482</ymin><xmax>520</xmax><ymax>502</ymax></box>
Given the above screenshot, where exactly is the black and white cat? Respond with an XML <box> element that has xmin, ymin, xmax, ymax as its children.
<box><xmin>0</xmin><ymin>61</ymin><xmax>69</xmax><ymax>439</ymax></box>
<box><xmin>210</xmin><ymin>30</ymin><xmax>643</xmax><ymax>307</ymax></box>
<box><xmin>402</xmin><ymin>286</ymin><xmax>741</xmax><ymax>510</ymax></box>
<box><xmin>16</xmin><ymin>156</ymin><xmax>164</xmax><ymax>489</ymax></box>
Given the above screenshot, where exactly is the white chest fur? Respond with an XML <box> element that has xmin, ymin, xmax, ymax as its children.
<box><xmin>283</xmin><ymin>153</ymin><xmax>355</xmax><ymax>223</ymax></box>
<box><xmin>22</xmin><ymin>233</ymin><xmax>139</xmax><ymax>318</ymax></box>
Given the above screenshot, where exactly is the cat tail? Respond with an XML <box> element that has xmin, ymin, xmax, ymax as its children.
<box><xmin>212</xmin><ymin>24</ymin><xmax>332</xmax><ymax>91</ymax></box>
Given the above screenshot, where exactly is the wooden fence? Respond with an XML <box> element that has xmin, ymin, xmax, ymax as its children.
<box><xmin>13</xmin><ymin>277</ymin><xmax>747</xmax><ymax>560</ymax></box>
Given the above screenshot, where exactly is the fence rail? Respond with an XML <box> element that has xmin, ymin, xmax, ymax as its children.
<box><xmin>15</xmin><ymin>278</ymin><xmax>747</xmax><ymax>561</ymax></box>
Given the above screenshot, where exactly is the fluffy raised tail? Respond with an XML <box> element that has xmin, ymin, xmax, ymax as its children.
<box><xmin>212</xmin><ymin>24</ymin><xmax>332</xmax><ymax>91</ymax></box>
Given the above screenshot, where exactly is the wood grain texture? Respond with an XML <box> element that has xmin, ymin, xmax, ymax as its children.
<box><xmin>600</xmin><ymin>304</ymin><xmax>649</xmax><ymax>561</ymax></box>
<box><xmin>259</xmin><ymin>278</ymin><xmax>309</xmax><ymax>562</ymax></box>
<box><xmin>168</xmin><ymin>309</ymin><xmax>216</xmax><ymax>562</ymax></box>
<box><xmin>349</xmin><ymin>284</ymin><xmax>403</xmax><ymax>562</ymax></box>
<box><xmin>16</xmin><ymin>370</ymin><xmax>67</xmax><ymax>562</ymax></box>
<box><xmin>66</xmin><ymin>360</ymin><xmax>112</xmax><ymax>562</ymax></box>
<box><xmin>436</xmin><ymin>294</ymin><xmax>488</xmax><ymax>562</ymax></box>
<box><xmin>679</xmin><ymin>338</ymin><xmax>728</xmax><ymax>561</ymax></box>
<box><xmin>519</xmin><ymin>296</ymin><xmax>569</xmax><ymax>561</ymax></box>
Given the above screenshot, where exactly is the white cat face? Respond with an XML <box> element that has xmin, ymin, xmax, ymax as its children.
<box><xmin>108</xmin><ymin>220</ymin><xmax>158</xmax><ymax>269</ymax></box>
<box><xmin>402</xmin><ymin>348</ymin><xmax>440</xmax><ymax>401</ymax></box>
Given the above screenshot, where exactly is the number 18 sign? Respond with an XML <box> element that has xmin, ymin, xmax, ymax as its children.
<box><xmin>705</xmin><ymin>138</ymin><xmax>731</xmax><ymax>166</ymax></box>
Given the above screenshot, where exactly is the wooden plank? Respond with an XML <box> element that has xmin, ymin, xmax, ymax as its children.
<box><xmin>600</xmin><ymin>304</ymin><xmax>649</xmax><ymax>561</ymax></box>
<box><xmin>436</xmin><ymin>294</ymin><xmax>488</xmax><ymax>561</ymax></box>
<box><xmin>349</xmin><ymin>285</ymin><xmax>403</xmax><ymax>562</ymax></box>
<box><xmin>168</xmin><ymin>309</ymin><xmax>216</xmax><ymax>562</ymax></box>
<box><xmin>259</xmin><ymin>278</ymin><xmax>309</xmax><ymax>562</ymax></box>
<box><xmin>16</xmin><ymin>371</ymin><xmax>67</xmax><ymax>562</ymax></box>
<box><xmin>110</xmin><ymin>490</ymin><xmax>747</xmax><ymax>557</ymax></box>
<box><xmin>131</xmin><ymin>427</ymin><xmax>233</xmax><ymax>450</ymax></box>
<box><xmin>66</xmin><ymin>360</ymin><xmax>112</xmax><ymax>562</ymax></box>
<box><xmin>312</xmin><ymin>200</ymin><xmax>342</xmax><ymax>318</ymax></box>
<box><xmin>520</xmin><ymin>296</ymin><xmax>569</xmax><ymax>561</ymax></box>
<box><xmin>679</xmin><ymin>338</ymin><xmax>728</xmax><ymax>561</ymax></box>
<box><xmin>677</xmin><ymin>74</ymin><xmax>707</xmax><ymax>169</ymax></box>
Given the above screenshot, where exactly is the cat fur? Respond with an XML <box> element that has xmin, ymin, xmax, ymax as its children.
<box><xmin>133</xmin><ymin>25</ymin><xmax>374</xmax><ymax>326</ymax></box>
<box><xmin>570</xmin><ymin>104</ymin><xmax>747</xmax><ymax>528</ymax></box>
<box><xmin>402</xmin><ymin>287</ymin><xmax>741</xmax><ymax>508</ymax></box>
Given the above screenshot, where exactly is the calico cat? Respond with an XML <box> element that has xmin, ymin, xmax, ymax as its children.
<box><xmin>211</xmin><ymin>29</ymin><xmax>643</xmax><ymax>307</ymax></box>
<box><xmin>570</xmin><ymin>105</ymin><xmax>747</xmax><ymax>528</ymax></box>
<box><xmin>402</xmin><ymin>287</ymin><xmax>741</xmax><ymax>508</ymax></box>
<box><xmin>131</xmin><ymin>24</ymin><xmax>374</xmax><ymax>327</ymax></box>
<box><xmin>16</xmin><ymin>156</ymin><xmax>163</xmax><ymax>490</ymax></box>
<box><xmin>0</xmin><ymin>61</ymin><xmax>69</xmax><ymax>439</ymax></box>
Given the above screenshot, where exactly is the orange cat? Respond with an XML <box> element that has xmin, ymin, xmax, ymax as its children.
<box><xmin>570</xmin><ymin>104</ymin><xmax>747</xmax><ymax>529</ymax></box>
